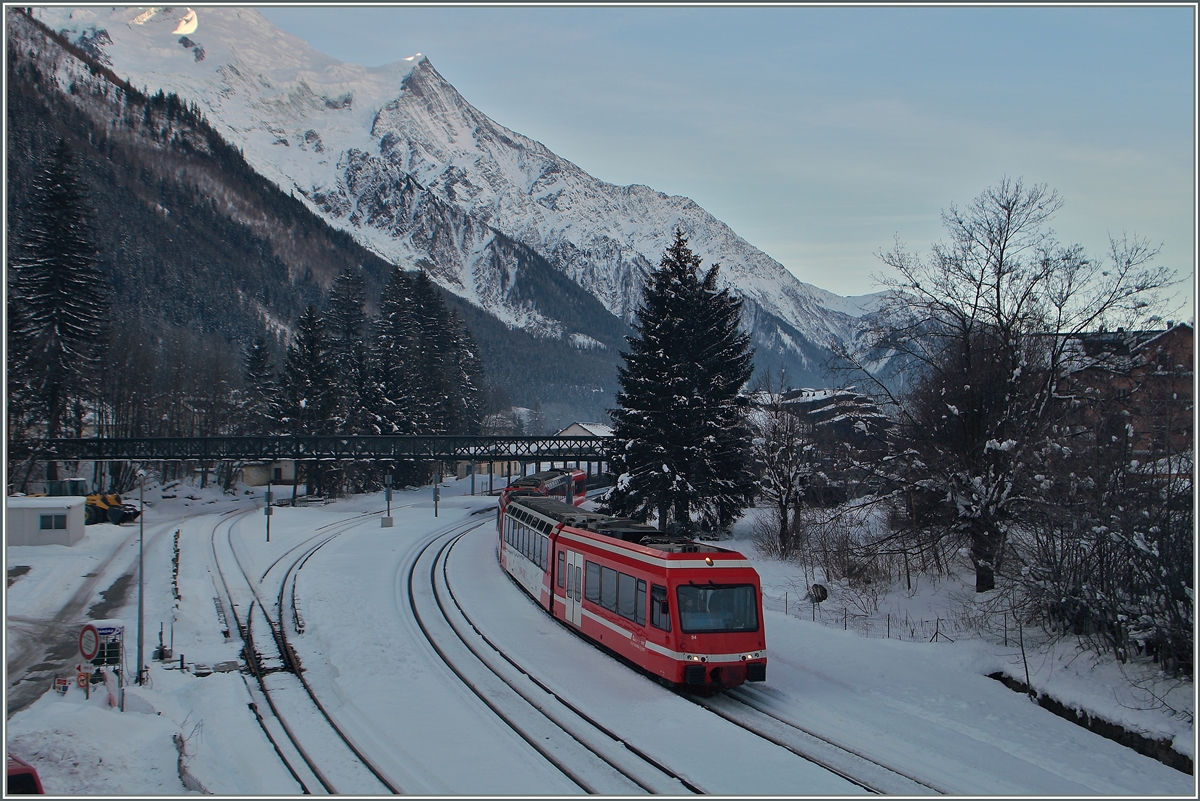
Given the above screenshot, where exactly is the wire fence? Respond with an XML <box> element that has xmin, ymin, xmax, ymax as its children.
<box><xmin>761</xmin><ymin>591</ymin><xmax>968</xmax><ymax>643</ymax></box>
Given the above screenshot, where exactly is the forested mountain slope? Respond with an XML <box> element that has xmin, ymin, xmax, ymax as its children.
<box><xmin>31</xmin><ymin>6</ymin><xmax>886</xmax><ymax>393</ymax></box>
<box><xmin>5</xmin><ymin>9</ymin><xmax>624</xmax><ymax>428</ymax></box>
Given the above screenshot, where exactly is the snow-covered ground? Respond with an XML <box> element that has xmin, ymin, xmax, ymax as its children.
<box><xmin>5</xmin><ymin>475</ymin><xmax>1194</xmax><ymax>795</ymax></box>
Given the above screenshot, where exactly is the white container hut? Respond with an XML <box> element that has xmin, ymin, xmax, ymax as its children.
<box><xmin>6</xmin><ymin>496</ymin><xmax>87</xmax><ymax>546</ymax></box>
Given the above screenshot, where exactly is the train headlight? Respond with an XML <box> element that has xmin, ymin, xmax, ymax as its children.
<box><xmin>739</xmin><ymin>652</ymin><xmax>762</xmax><ymax>661</ymax></box>
<box><xmin>685</xmin><ymin>654</ymin><xmax>707</xmax><ymax>662</ymax></box>
<box><xmin>704</xmin><ymin>556</ymin><xmax>714</xmax><ymax>566</ymax></box>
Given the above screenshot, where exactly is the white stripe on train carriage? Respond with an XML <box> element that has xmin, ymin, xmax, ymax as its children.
<box><xmin>554</xmin><ymin>529</ymin><xmax>752</xmax><ymax>569</ymax></box>
<box><xmin>553</xmin><ymin>591</ymin><xmax>764</xmax><ymax>663</ymax></box>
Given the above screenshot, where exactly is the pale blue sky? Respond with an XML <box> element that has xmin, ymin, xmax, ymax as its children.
<box><xmin>257</xmin><ymin>4</ymin><xmax>1195</xmax><ymax>317</ymax></box>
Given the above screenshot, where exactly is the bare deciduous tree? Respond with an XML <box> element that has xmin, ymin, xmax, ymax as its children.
<box><xmin>841</xmin><ymin>177</ymin><xmax>1177</xmax><ymax>593</ymax></box>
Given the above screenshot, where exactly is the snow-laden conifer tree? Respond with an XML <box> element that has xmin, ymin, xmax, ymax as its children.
<box><xmin>447</xmin><ymin>310</ymin><xmax>486</xmax><ymax>435</ymax></box>
<box><xmin>372</xmin><ymin>266</ymin><xmax>421</xmax><ymax>436</ymax></box>
<box><xmin>281</xmin><ymin>304</ymin><xmax>338</xmax><ymax>436</ymax></box>
<box><xmin>242</xmin><ymin>334</ymin><xmax>282</xmax><ymax>435</ymax></box>
<box><xmin>281</xmin><ymin>304</ymin><xmax>339</xmax><ymax>495</ymax></box>
<box><xmin>604</xmin><ymin>230</ymin><xmax>755</xmax><ymax>532</ymax></box>
<box><xmin>8</xmin><ymin>138</ymin><xmax>110</xmax><ymax>481</ymax></box>
<box><xmin>325</xmin><ymin>265</ymin><xmax>374</xmax><ymax>435</ymax></box>
<box><xmin>411</xmin><ymin>270</ymin><xmax>456</xmax><ymax>434</ymax></box>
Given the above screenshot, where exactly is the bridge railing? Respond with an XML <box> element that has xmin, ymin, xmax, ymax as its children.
<box><xmin>10</xmin><ymin>435</ymin><xmax>611</xmax><ymax>463</ymax></box>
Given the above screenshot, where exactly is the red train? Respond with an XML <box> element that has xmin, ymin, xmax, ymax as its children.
<box><xmin>502</xmin><ymin>468</ymin><xmax>587</xmax><ymax>506</ymax></box>
<box><xmin>497</xmin><ymin>481</ymin><xmax>767</xmax><ymax>690</ymax></box>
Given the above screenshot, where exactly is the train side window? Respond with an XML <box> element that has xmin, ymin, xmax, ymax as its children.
<box><xmin>635</xmin><ymin>579</ymin><xmax>647</xmax><ymax>626</ymax></box>
<box><xmin>601</xmin><ymin>566</ymin><xmax>618</xmax><ymax>612</ymax></box>
<box><xmin>617</xmin><ymin>572</ymin><xmax>637</xmax><ymax>620</ymax></box>
<box><xmin>574</xmin><ymin>565</ymin><xmax>582</xmax><ymax>601</ymax></box>
<box><xmin>557</xmin><ymin>551</ymin><xmax>566</xmax><ymax>587</ymax></box>
<box><xmin>651</xmin><ymin>584</ymin><xmax>671</xmax><ymax>631</ymax></box>
<box><xmin>585</xmin><ymin>561</ymin><xmax>601</xmax><ymax>603</ymax></box>
<box><xmin>565</xmin><ymin>565</ymin><xmax>574</xmax><ymax>599</ymax></box>
<box><xmin>539</xmin><ymin>534</ymin><xmax>547</xmax><ymax>570</ymax></box>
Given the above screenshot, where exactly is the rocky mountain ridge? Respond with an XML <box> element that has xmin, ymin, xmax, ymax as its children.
<box><xmin>33</xmin><ymin>6</ymin><xmax>886</xmax><ymax>387</ymax></box>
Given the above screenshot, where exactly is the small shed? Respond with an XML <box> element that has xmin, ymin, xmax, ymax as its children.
<box><xmin>239</xmin><ymin>460</ymin><xmax>296</xmax><ymax>487</ymax></box>
<box><xmin>6</xmin><ymin>496</ymin><xmax>87</xmax><ymax>546</ymax></box>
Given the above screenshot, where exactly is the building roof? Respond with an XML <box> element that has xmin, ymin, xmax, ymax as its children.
<box><xmin>7</xmin><ymin>496</ymin><xmax>87</xmax><ymax>508</ymax></box>
<box><xmin>556</xmin><ymin>422</ymin><xmax>614</xmax><ymax>437</ymax></box>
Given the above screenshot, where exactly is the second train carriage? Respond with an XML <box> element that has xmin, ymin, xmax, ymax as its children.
<box><xmin>500</xmin><ymin>468</ymin><xmax>588</xmax><ymax>507</ymax></box>
<box><xmin>497</xmin><ymin>493</ymin><xmax>766</xmax><ymax>690</ymax></box>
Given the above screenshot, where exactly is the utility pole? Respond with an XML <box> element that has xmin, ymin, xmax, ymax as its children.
<box><xmin>136</xmin><ymin>469</ymin><xmax>146</xmax><ymax>685</ymax></box>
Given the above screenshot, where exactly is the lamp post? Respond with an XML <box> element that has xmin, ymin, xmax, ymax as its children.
<box><xmin>136</xmin><ymin>468</ymin><xmax>146</xmax><ymax>686</ymax></box>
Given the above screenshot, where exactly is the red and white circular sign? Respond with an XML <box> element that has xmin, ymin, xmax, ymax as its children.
<box><xmin>79</xmin><ymin>624</ymin><xmax>100</xmax><ymax>661</ymax></box>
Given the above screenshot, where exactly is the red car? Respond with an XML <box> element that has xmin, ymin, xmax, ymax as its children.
<box><xmin>7</xmin><ymin>755</ymin><xmax>44</xmax><ymax>794</ymax></box>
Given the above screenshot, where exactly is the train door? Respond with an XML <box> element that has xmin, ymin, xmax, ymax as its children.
<box><xmin>565</xmin><ymin>550</ymin><xmax>584</xmax><ymax>627</ymax></box>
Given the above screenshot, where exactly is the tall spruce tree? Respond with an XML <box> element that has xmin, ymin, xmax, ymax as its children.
<box><xmin>325</xmin><ymin>265</ymin><xmax>372</xmax><ymax>434</ymax></box>
<box><xmin>281</xmin><ymin>304</ymin><xmax>338</xmax><ymax>495</ymax></box>
<box><xmin>281</xmin><ymin>304</ymin><xmax>338</xmax><ymax>435</ymax></box>
<box><xmin>8</xmin><ymin>138</ymin><xmax>110</xmax><ymax>481</ymax></box>
<box><xmin>447</xmin><ymin>310</ymin><xmax>486</xmax><ymax>435</ymax></box>
<box><xmin>372</xmin><ymin>266</ymin><xmax>421</xmax><ymax>436</ymax></box>
<box><xmin>604</xmin><ymin>230</ymin><xmax>756</xmax><ymax>532</ymax></box>
<box><xmin>242</xmin><ymin>334</ymin><xmax>282</xmax><ymax>435</ymax></box>
<box><xmin>411</xmin><ymin>270</ymin><xmax>456</xmax><ymax>433</ymax></box>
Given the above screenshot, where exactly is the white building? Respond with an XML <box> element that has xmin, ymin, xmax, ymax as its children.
<box><xmin>6</xmin><ymin>496</ymin><xmax>87</xmax><ymax>546</ymax></box>
<box><xmin>238</xmin><ymin>460</ymin><xmax>297</xmax><ymax>487</ymax></box>
<box><xmin>555</xmin><ymin>421</ymin><xmax>614</xmax><ymax>438</ymax></box>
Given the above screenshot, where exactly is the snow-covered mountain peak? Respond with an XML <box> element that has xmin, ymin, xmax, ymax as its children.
<box><xmin>34</xmin><ymin>6</ymin><xmax>882</xmax><ymax>380</ymax></box>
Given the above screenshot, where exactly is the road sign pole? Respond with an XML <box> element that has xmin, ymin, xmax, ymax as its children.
<box><xmin>265</xmin><ymin>484</ymin><xmax>273</xmax><ymax>542</ymax></box>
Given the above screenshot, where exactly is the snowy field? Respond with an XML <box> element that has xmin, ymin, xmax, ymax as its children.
<box><xmin>5</xmin><ymin>475</ymin><xmax>1195</xmax><ymax>796</ymax></box>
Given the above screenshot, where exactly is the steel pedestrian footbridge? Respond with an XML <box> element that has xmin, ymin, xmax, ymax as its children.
<box><xmin>12</xmin><ymin>435</ymin><xmax>611</xmax><ymax>463</ymax></box>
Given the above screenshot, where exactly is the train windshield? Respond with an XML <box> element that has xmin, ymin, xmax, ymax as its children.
<box><xmin>675</xmin><ymin>584</ymin><xmax>759</xmax><ymax>633</ymax></box>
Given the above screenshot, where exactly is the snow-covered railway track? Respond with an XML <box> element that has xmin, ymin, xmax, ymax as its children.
<box><xmin>408</xmin><ymin>524</ymin><xmax>700</xmax><ymax>795</ymax></box>
<box><xmin>689</xmin><ymin>687</ymin><xmax>949</xmax><ymax>794</ymax></box>
<box><xmin>208</xmin><ymin>510</ymin><xmax>399</xmax><ymax>794</ymax></box>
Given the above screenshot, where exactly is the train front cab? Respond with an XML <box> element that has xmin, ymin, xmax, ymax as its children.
<box><xmin>666</xmin><ymin>571</ymin><xmax>767</xmax><ymax>689</ymax></box>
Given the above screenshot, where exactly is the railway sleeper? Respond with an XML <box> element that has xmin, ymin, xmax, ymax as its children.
<box><xmin>242</xmin><ymin>645</ymin><xmax>292</xmax><ymax>676</ymax></box>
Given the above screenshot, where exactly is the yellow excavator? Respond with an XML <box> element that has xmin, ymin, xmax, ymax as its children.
<box><xmin>44</xmin><ymin>478</ymin><xmax>142</xmax><ymax>525</ymax></box>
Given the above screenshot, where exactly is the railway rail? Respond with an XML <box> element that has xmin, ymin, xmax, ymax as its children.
<box><xmin>445</xmin><ymin>520</ymin><xmax>945</xmax><ymax>795</ymax></box>
<box><xmin>689</xmin><ymin>687</ymin><xmax>948</xmax><ymax>794</ymax></box>
<box><xmin>211</xmin><ymin>502</ymin><xmax>946</xmax><ymax>795</ymax></box>
<box><xmin>208</xmin><ymin>508</ymin><xmax>400</xmax><ymax>794</ymax></box>
<box><xmin>408</xmin><ymin>523</ymin><xmax>704</xmax><ymax>794</ymax></box>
